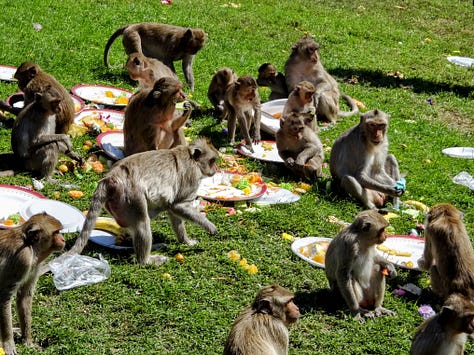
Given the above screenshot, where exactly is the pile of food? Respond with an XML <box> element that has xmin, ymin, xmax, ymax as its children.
<box><xmin>298</xmin><ymin>240</ymin><xmax>330</xmax><ymax>265</ymax></box>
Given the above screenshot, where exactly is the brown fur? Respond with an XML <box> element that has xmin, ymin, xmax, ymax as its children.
<box><xmin>282</xmin><ymin>80</ymin><xmax>317</xmax><ymax>131</ymax></box>
<box><xmin>207</xmin><ymin>67</ymin><xmax>237</xmax><ymax>115</ymax></box>
<box><xmin>257</xmin><ymin>63</ymin><xmax>288</xmax><ymax>100</ymax></box>
<box><xmin>126</xmin><ymin>52</ymin><xmax>177</xmax><ymax>89</ymax></box>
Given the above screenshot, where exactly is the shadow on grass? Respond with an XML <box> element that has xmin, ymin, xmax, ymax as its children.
<box><xmin>330</xmin><ymin>67</ymin><xmax>474</xmax><ymax>98</ymax></box>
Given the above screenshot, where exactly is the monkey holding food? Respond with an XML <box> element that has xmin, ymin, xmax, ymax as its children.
<box><xmin>276</xmin><ymin>111</ymin><xmax>324</xmax><ymax>181</ymax></box>
<box><xmin>418</xmin><ymin>203</ymin><xmax>474</xmax><ymax>300</ymax></box>
<box><xmin>330</xmin><ymin>109</ymin><xmax>405</xmax><ymax>210</ymax></box>
<box><xmin>104</xmin><ymin>22</ymin><xmax>207</xmax><ymax>91</ymax></box>
<box><xmin>284</xmin><ymin>36</ymin><xmax>358</xmax><ymax>123</ymax></box>
<box><xmin>223</xmin><ymin>75</ymin><xmax>261</xmax><ymax>153</ymax></box>
<box><xmin>325</xmin><ymin>210</ymin><xmax>397</xmax><ymax>323</ymax></box>
<box><xmin>0</xmin><ymin>213</ymin><xmax>65</xmax><ymax>355</ymax></box>
<box><xmin>410</xmin><ymin>293</ymin><xmax>474</xmax><ymax>355</ymax></box>
<box><xmin>223</xmin><ymin>284</ymin><xmax>300</xmax><ymax>355</ymax></box>
<box><xmin>67</xmin><ymin>138</ymin><xmax>219</xmax><ymax>266</ymax></box>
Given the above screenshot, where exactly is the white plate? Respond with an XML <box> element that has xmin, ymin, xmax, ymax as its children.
<box><xmin>71</xmin><ymin>84</ymin><xmax>133</xmax><ymax>107</ymax></box>
<box><xmin>376</xmin><ymin>235</ymin><xmax>425</xmax><ymax>270</ymax></box>
<box><xmin>237</xmin><ymin>141</ymin><xmax>284</xmax><ymax>163</ymax></box>
<box><xmin>442</xmin><ymin>147</ymin><xmax>474</xmax><ymax>159</ymax></box>
<box><xmin>253</xmin><ymin>185</ymin><xmax>300</xmax><ymax>205</ymax></box>
<box><xmin>6</xmin><ymin>92</ymin><xmax>85</xmax><ymax>113</ymax></box>
<box><xmin>447</xmin><ymin>56</ymin><xmax>474</xmax><ymax>67</ymax></box>
<box><xmin>19</xmin><ymin>199</ymin><xmax>86</xmax><ymax>233</ymax></box>
<box><xmin>96</xmin><ymin>131</ymin><xmax>125</xmax><ymax>160</ymax></box>
<box><xmin>74</xmin><ymin>108</ymin><xmax>125</xmax><ymax>130</ymax></box>
<box><xmin>291</xmin><ymin>236</ymin><xmax>332</xmax><ymax>268</ymax></box>
<box><xmin>0</xmin><ymin>65</ymin><xmax>17</xmax><ymax>81</ymax></box>
<box><xmin>0</xmin><ymin>185</ymin><xmax>46</xmax><ymax>228</ymax></box>
<box><xmin>89</xmin><ymin>229</ymin><xmax>132</xmax><ymax>250</ymax></box>
<box><xmin>260</xmin><ymin>99</ymin><xmax>286</xmax><ymax>136</ymax></box>
<box><xmin>197</xmin><ymin>171</ymin><xmax>267</xmax><ymax>202</ymax></box>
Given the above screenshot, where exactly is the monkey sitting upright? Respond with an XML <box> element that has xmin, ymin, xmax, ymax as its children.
<box><xmin>325</xmin><ymin>210</ymin><xmax>397</xmax><ymax>323</ymax></box>
<box><xmin>207</xmin><ymin>67</ymin><xmax>238</xmax><ymax>116</ymax></box>
<box><xmin>282</xmin><ymin>80</ymin><xmax>317</xmax><ymax>132</ymax></box>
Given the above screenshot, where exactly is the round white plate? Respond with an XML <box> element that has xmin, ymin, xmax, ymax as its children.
<box><xmin>442</xmin><ymin>147</ymin><xmax>474</xmax><ymax>159</ymax></box>
<box><xmin>260</xmin><ymin>99</ymin><xmax>286</xmax><ymax>136</ymax></box>
<box><xmin>0</xmin><ymin>185</ymin><xmax>46</xmax><ymax>228</ymax></box>
<box><xmin>197</xmin><ymin>171</ymin><xmax>267</xmax><ymax>202</ymax></box>
<box><xmin>74</xmin><ymin>108</ymin><xmax>125</xmax><ymax>130</ymax></box>
<box><xmin>19</xmin><ymin>199</ymin><xmax>86</xmax><ymax>233</ymax></box>
<box><xmin>89</xmin><ymin>229</ymin><xmax>132</xmax><ymax>250</ymax></box>
<box><xmin>376</xmin><ymin>235</ymin><xmax>425</xmax><ymax>270</ymax></box>
<box><xmin>0</xmin><ymin>65</ymin><xmax>17</xmax><ymax>81</ymax></box>
<box><xmin>253</xmin><ymin>185</ymin><xmax>300</xmax><ymax>205</ymax></box>
<box><xmin>71</xmin><ymin>84</ymin><xmax>133</xmax><ymax>107</ymax></box>
<box><xmin>291</xmin><ymin>236</ymin><xmax>332</xmax><ymax>268</ymax></box>
<box><xmin>237</xmin><ymin>141</ymin><xmax>284</xmax><ymax>163</ymax></box>
<box><xmin>447</xmin><ymin>56</ymin><xmax>474</xmax><ymax>67</ymax></box>
<box><xmin>96</xmin><ymin>131</ymin><xmax>125</xmax><ymax>160</ymax></box>
<box><xmin>6</xmin><ymin>92</ymin><xmax>85</xmax><ymax>113</ymax></box>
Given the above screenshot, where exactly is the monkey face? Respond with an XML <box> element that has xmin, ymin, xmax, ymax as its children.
<box><xmin>367</xmin><ymin>121</ymin><xmax>387</xmax><ymax>144</ymax></box>
<box><xmin>285</xmin><ymin>300</ymin><xmax>301</xmax><ymax>324</ymax></box>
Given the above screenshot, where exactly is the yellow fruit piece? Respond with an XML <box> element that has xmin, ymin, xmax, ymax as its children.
<box><xmin>52</xmin><ymin>191</ymin><xmax>61</xmax><ymax>199</ymax></box>
<box><xmin>247</xmin><ymin>264</ymin><xmax>258</xmax><ymax>274</ymax></box>
<box><xmin>299</xmin><ymin>182</ymin><xmax>311</xmax><ymax>191</ymax></box>
<box><xmin>282</xmin><ymin>232</ymin><xmax>294</xmax><ymax>241</ymax></box>
<box><xmin>105</xmin><ymin>90</ymin><xmax>115</xmax><ymax>98</ymax></box>
<box><xmin>404</xmin><ymin>200</ymin><xmax>429</xmax><ymax>212</ymax></box>
<box><xmin>242</xmin><ymin>186</ymin><xmax>252</xmax><ymax>195</ymax></box>
<box><xmin>68</xmin><ymin>190</ymin><xmax>84</xmax><ymax>198</ymax></box>
<box><xmin>239</xmin><ymin>258</ymin><xmax>248</xmax><ymax>267</ymax></box>
<box><xmin>175</xmin><ymin>253</ymin><xmax>185</xmax><ymax>263</ymax></box>
<box><xmin>115</xmin><ymin>96</ymin><xmax>128</xmax><ymax>104</ymax></box>
<box><xmin>58</xmin><ymin>164</ymin><xmax>68</xmax><ymax>173</ymax></box>
<box><xmin>227</xmin><ymin>250</ymin><xmax>241</xmax><ymax>261</ymax></box>
<box><xmin>312</xmin><ymin>254</ymin><xmax>325</xmax><ymax>264</ymax></box>
<box><xmin>162</xmin><ymin>273</ymin><xmax>172</xmax><ymax>280</ymax></box>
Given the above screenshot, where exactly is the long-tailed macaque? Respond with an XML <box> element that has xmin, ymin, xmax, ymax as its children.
<box><xmin>282</xmin><ymin>80</ymin><xmax>317</xmax><ymax>131</ymax></box>
<box><xmin>223</xmin><ymin>75</ymin><xmax>261</xmax><ymax>153</ymax></box>
<box><xmin>410</xmin><ymin>293</ymin><xmax>474</xmax><ymax>355</ymax></box>
<box><xmin>223</xmin><ymin>285</ymin><xmax>300</xmax><ymax>355</ymax></box>
<box><xmin>6</xmin><ymin>89</ymin><xmax>83</xmax><ymax>182</ymax></box>
<box><xmin>104</xmin><ymin>23</ymin><xmax>207</xmax><ymax>91</ymax></box>
<box><xmin>325</xmin><ymin>210</ymin><xmax>397</xmax><ymax>323</ymax></box>
<box><xmin>330</xmin><ymin>109</ymin><xmax>404</xmax><ymax>209</ymax></box>
<box><xmin>276</xmin><ymin>112</ymin><xmax>324</xmax><ymax>181</ymax></box>
<box><xmin>123</xmin><ymin>76</ymin><xmax>191</xmax><ymax>156</ymax></box>
<box><xmin>0</xmin><ymin>62</ymin><xmax>74</xmax><ymax>134</ymax></box>
<box><xmin>418</xmin><ymin>203</ymin><xmax>474</xmax><ymax>300</ymax></box>
<box><xmin>0</xmin><ymin>213</ymin><xmax>65</xmax><ymax>355</ymax></box>
<box><xmin>126</xmin><ymin>52</ymin><xmax>177</xmax><ymax>89</ymax></box>
<box><xmin>284</xmin><ymin>37</ymin><xmax>358</xmax><ymax>122</ymax></box>
<box><xmin>67</xmin><ymin>139</ymin><xmax>218</xmax><ymax>265</ymax></box>
<box><xmin>207</xmin><ymin>67</ymin><xmax>238</xmax><ymax>115</ymax></box>
<box><xmin>256</xmin><ymin>63</ymin><xmax>288</xmax><ymax>101</ymax></box>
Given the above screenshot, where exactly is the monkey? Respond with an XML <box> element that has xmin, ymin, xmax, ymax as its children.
<box><xmin>223</xmin><ymin>75</ymin><xmax>261</xmax><ymax>153</ymax></box>
<box><xmin>282</xmin><ymin>80</ymin><xmax>317</xmax><ymax>131</ymax></box>
<box><xmin>125</xmin><ymin>52</ymin><xmax>178</xmax><ymax>89</ymax></box>
<box><xmin>329</xmin><ymin>109</ymin><xmax>404</xmax><ymax>210</ymax></box>
<box><xmin>0</xmin><ymin>61</ymin><xmax>74</xmax><ymax>134</ymax></box>
<box><xmin>417</xmin><ymin>203</ymin><xmax>474</xmax><ymax>300</ymax></box>
<box><xmin>123</xmin><ymin>76</ymin><xmax>192</xmax><ymax>157</ymax></box>
<box><xmin>276</xmin><ymin>111</ymin><xmax>324</xmax><ymax>181</ymax></box>
<box><xmin>223</xmin><ymin>284</ymin><xmax>300</xmax><ymax>355</ymax></box>
<box><xmin>3</xmin><ymin>89</ymin><xmax>84</xmax><ymax>182</ymax></box>
<box><xmin>410</xmin><ymin>293</ymin><xmax>474</xmax><ymax>355</ymax></box>
<box><xmin>103</xmin><ymin>22</ymin><xmax>207</xmax><ymax>91</ymax></box>
<box><xmin>0</xmin><ymin>213</ymin><xmax>65</xmax><ymax>355</ymax></box>
<box><xmin>283</xmin><ymin>37</ymin><xmax>358</xmax><ymax>123</ymax></box>
<box><xmin>66</xmin><ymin>138</ymin><xmax>218</xmax><ymax>266</ymax></box>
<box><xmin>207</xmin><ymin>67</ymin><xmax>238</xmax><ymax>115</ymax></box>
<box><xmin>324</xmin><ymin>210</ymin><xmax>397</xmax><ymax>323</ymax></box>
<box><xmin>256</xmin><ymin>63</ymin><xmax>289</xmax><ymax>101</ymax></box>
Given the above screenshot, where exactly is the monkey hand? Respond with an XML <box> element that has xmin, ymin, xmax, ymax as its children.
<box><xmin>374</xmin><ymin>306</ymin><xmax>396</xmax><ymax>317</ymax></box>
<box><xmin>183</xmin><ymin>101</ymin><xmax>193</xmax><ymax>112</ymax></box>
<box><xmin>285</xmin><ymin>157</ymin><xmax>295</xmax><ymax>167</ymax></box>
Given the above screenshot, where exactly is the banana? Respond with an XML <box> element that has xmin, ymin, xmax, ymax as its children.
<box><xmin>403</xmin><ymin>200</ymin><xmax>429</xmax><ymax>212</ymax></box>
<box><xmin>94</xmin><ymin>217</ymin><xmax>132</xmax><ymax>246</ymax></box>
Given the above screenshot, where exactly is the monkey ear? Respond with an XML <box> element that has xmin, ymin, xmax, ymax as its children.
<box><xmin>27</xmin><ymin>65</ymin><xmax>38</xmax><ymax>78</ymax></box>
<box><xmin>183</xmin><ymin>29</ymin><xmax>193</xmax><ymax>41</ymax></box>
<box><xmin>256</xmin><ymin>299</ymin><xmax>273</xmax><ymax>315</ymax></box>
<box><xmin>23</xmin><ymin>223</ymin><xmax>42</xmax><ymax>245</ymax></box>
<box><xmin>190</xmin><ymin>147</ymin><xmax>203</xmax><ymax>161</ymax></box>
<box><xmin>439</xmin><ymin>304</ymin><xmax>455</xmax><ymax>322</ymax></box>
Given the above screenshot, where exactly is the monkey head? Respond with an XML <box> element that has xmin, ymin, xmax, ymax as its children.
<box><xmin>189</xmin><ymin>138</ymin><xmax>219</xmax><ymax>177</ymax></box>
<box><xmin>360</xmin><ymin>109</ymin><xmax>390</xmax><ymax>145</ymax></box>
<box><xmin>126</xmin><ymin>52</ymin><xmax>147</xmax><ymax>78</ymax></box>
<box><xmin>352</xmin><ymin>210</ymin><xmax>389</xmax><ymax>245</ymax></box>
<box><xmin>294</xmin><ymin>81</ymin><xmax>315</xmax><ymax>104</ymax></box>
<box><xmin>291</xmin><ymin>37</ymin><xmax>320</xmax><ymax>63</ymax></box>
<box><xmin>150</xmin><ymin>77</ymin><xmax>186</xmax><ymax>104</ymax></box>
<box><xmin>440</xmin><ymin>293</ymin><xmax>474</xmax><ymax>334</ymax></box>
<box><xmin>14</xmin><ymin>61</ymin><xmax>41</xmax><ymax>91</ymax></box>
<box><xmin>181</xmin><ymin>28</ymin><xmax>207</xmax><ymax>55</ymax></box>
<box><xmin>427</xmin><ymin>203</ymin><xmax>463</xmax><ymax>225</ymax></box>
<box><xmin>280</xmin><ymin>112</ymin><xmax>308</xmax><ymax>140</ymax></box>
<box><xmin>252</xmin><ymin>285</ymin><xmax>300</xmax><ymax>326</ymax></box>
<box><xmin>35</xmin><ymin>87</ymin><xmax>63</xmax><ymax>114</ymax></box>
<box><xmin>235</xmin><ymin>75</ymin><xmax>258</xmax><ymax>102</ymax></box>
<box><xmin>257</xmin><ymin>63</ymin><xmax>277</xmax><ymax>85</ymax></box>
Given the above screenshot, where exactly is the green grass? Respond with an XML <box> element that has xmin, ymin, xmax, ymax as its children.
<box><xmin>0</xmin><ymin>0</ymin><xmax>473</xmax><ymax>354</ymax></box>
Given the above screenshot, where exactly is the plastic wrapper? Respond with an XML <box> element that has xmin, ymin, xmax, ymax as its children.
<box><xmin>452</xmin><ymin>171</ymin><xmax>474</xmax><ymax>191</ymax></box>
<box><xmin>49</xmin><ymin>253</ymin><xmax>111</xmax><ymax>290</ymax></box>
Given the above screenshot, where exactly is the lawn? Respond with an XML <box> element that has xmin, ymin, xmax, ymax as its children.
<box><xmin>0</xmin><ymin>0</ymin><xmax>473</xmax><ymax>354</ymax></box>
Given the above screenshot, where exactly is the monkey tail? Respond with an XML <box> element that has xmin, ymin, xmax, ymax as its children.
<box><xmin>338</xmin><ymin>93</ymin><xmax>359</xmax><ymax>118</ymax></box>
<box><xmin>103</xmin><ymin>25</ymin><xmax>128</xmax><ymax>68</ymax></box>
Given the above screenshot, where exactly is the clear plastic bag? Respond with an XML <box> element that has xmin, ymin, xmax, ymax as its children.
<box><xmin>452</xmin><ymin>171</ymin><xmax>474</xmax><ymax>191</ymax></box>
<box><xmin>49</xmin><ymin>253</ymin><xmax>111</xmax><ymax>290</ymax></box>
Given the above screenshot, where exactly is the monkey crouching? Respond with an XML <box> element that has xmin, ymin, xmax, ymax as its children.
<box><xmin>0</xmin><ymin>213</ymin><xmax>65</xmax><ymax>355</ymax></box>
<box><xmin>223</xmin><ymin>284</ymin><xmax>300</xmax><ymax>355</ymax></box>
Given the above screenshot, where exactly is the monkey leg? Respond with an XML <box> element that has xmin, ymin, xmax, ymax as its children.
<box><xmin>369</xmin><ymin>268</ymin><xmax>396</xmax><ymax>317</ymax></box>
<box><xmin>25</xmin><ymin>145</ymin><xmax>59</xmax><ymax>181</ymax></box>
<box><xmin>341</xmin><ymin>175</ymin><xmax>377</xmax><ymax>209</ymax></box>
<box><xmin>429</xmin><ymin>265</ymin><xmax>447</xmax><ymax>298</ymax></box>
<box><xmin>181</xmin><ymin>55</ymin><xmax>195</xmax><ymax>91</ymax></box>
<box><xmin>0</xmin><ymin>297</ymin><xmax>16</xmax><ymax>354</ymax></box>
<box><xmin>237</xmin><ymin>113</ymin><xmax>254</xmax><ymax>152</ymax></box>
<box><xmin>227</xmin><ymin>114</ymin><xmax>238</xmax><ymax>146</ymax></box>
<box><xmin>167</xmin><ymin>210</ymin><xmax>197</xmax><ymax>246</ymax></box>
<box><xmin>315</xmin><ymin>93</ymin><xmax>338</xmax><ymax>123</ymax></box>
<box><xmin>169</xmin><ymin>201</ymin><xmax>217</xmax><ymax>238</ymax></box>
<box><xmin>16</xmin><ymin>282</ymin><xmax>34</xmax><ymax>347</ymax></box>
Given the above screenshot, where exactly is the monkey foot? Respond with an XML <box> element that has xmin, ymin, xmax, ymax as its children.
<box><xmin>374</xmin><ymin>307</ymin><xmax>396</xmax><ymax>317</ymax></box>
